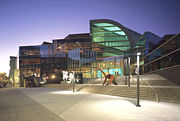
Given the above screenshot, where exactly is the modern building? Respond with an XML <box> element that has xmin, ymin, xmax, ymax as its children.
<box><xmin>64</xmin><ymin>19</ymin><xmax>146</xmax><ymax>82</ymax></box>
<box><xmin>14</xmin><ymin>69</ymin><xmax>20</xmax><ymax>87</ymax></box>
<box><xmin>9</xmin><ymin>56</ymin><xmax>17</xmax><ymax>85</ymax></box>
<box><xmin>89</xmin><ymin>19</ymin><xmax>159</xmax><ymax>78</ymax></box>
<box><xmin>90</xmin><ymin>19</ymin><xmax>141</xmax><ymax>57</ymax></box>
<box><xmin>19</xmin><ymin>33</ymin><xmax>92</xmax><ymax>85</ymax></box>
<box><xmin>65</xmin><ymin>19</ymin><xmax>162</xmax><ymax>83</ymax></box>
<box><xmin>18</xmin><ymin>19</ymin><xmax>180</xmax><ymax>86</ymax></box>
<box><xmin>52</xmin><ymin>33</ymin><xmax>92</xmax><ymax>56</ymax></box>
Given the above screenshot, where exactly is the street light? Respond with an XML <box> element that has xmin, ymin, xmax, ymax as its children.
<box><xmin>136</xmin><ymin>52</ymin><xmax>141</xmax><ymax>107</ymax></box>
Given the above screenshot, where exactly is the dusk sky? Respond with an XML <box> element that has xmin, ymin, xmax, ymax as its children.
<box><xmin>0</xmin><ymin>0</ymin><xmax>180</xmax><ymax>75</ymax></box>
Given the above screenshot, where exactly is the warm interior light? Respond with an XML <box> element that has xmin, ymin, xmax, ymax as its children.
<box><xmin>51</xmin><ymin>75</ymin><xmax>56</xmax><ymax>79</ymax></box>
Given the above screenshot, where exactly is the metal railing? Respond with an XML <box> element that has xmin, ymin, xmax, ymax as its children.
<box><xmin>141</xmin><ymin>78</ymin><xmax>159</xmax><ymax>103</ymax></box>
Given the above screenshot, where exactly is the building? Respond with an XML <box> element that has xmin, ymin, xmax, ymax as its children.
<box><xmin>52</xmin><ymin>33</ymin><xmax>92</xmax><ymax>56</ymax></box>
<box><xmin>18</xmin><ymin>19</ymin><xmax>180</xmax><ymax>86</ymax></box>
<box><xmin>144</xmin><ymin>33</ymin><xmax>180</xmax><ymax>84</ymax></box>
<box><xmin>65</xmin><ymin>19</ymin><xmax>148</xmax><ymax>82</ymax></box>
<box><xmin>135</xmin><ymin>31</ymin><xmax>161</xmax><ymax>55</ymax></box>
<box><xmin>14</xmin><ymin>69</ymin><xmax>20</xmax><ymax>87</ymax></box>
<box><xmin>19</xmin><ymin>43</ymin><xmax>66</xmax><ymax>85</ymax></box>
<box><xmin>19</xmin><ymin>33</ymin><xmax>92</xmax><ymax>85</ymax></box>
<box><xmin>89</xmin><ymin>19</ymin><xmax>146</xmax><ymax>79</ymax></box>
<box><xmin>9</xmin><ymin>56</ymin><xmax>17</xmax><ymax>85</ymax></box>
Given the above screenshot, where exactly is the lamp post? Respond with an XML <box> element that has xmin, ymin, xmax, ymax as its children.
<box><xmin>136</xmin><ymin>53</ymin><xmax>141</xmax><ymax>107</ymax></box>
<box><xmin>73</xmin><ymin>77</ymin><xmax>75</xmax><ymax>92</ymax></box>
<box><xmin>128</xmin><ymin>57</ymin><xmax>131</xmax><ymax>87</ymax></box>
<box><xmin>92</xmin><ymin>68</ymin><xmax>94</xmax><ymax>85</ymax></box>
<box><xmin>124</xmin><ymin>59</ymin><xmax>127</xmax><ymax>85</ymax></box>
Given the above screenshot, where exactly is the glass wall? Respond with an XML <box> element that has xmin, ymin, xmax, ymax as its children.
<box><xmin>68</xmin><ymin>48</ymin><xmax>96</xmax><ymax>82</ymax></box>
<box><xmin>144</xmin><ymin>33</ymin><xmax>180</xmax><ymax>73</ymax></box>
<box><xmin>135</xmin><ymin>32</ymin><xmax>161</xmax><ymax>56</ymax></box>
<box><xmin>94</xmin><ymin>56</ymin><xmax>124</xmax><ymax>78</ymax></box>
<box><xmin>90</xmin><ymin>22</ymin><xmax>130</xmax><ymax>58</ymax></box>
<box><xmin>68</xmin><ymin>47</ymin><xmax>128</xmax><ymax>82</ymax></box>
<box><xmin>19</xmin><ymin>58</ymin><xmax>41</xmax><ymax>77</ymax></box>
<box><xmin>20</xmin><ymin>46</ymin><xmax>40</xmax><ymax>57</ymax></box>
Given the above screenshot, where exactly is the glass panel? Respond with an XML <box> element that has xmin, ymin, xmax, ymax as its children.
<box><xmin>103</xmin><ymin>26</ymin><xmax>121</xmax><ymax>31</ymax></box>
<box><xmin>91</xmin><ymin>27</ymin><xmax>105</xmax><ymax>32</ymax></box>
<box><xmin>93</xmin><ymin>23</ymin><xmax>114</xmax><ymax>27</ymax></box>
<box><xmin>114</xmin><ymin>31</ymin><xmax>126</xmax><ymax>35</ymax></box>
<box><xmin>91</xmin><ymin>21</ymin><xmax>131</xmax><ymax>58</ymax></box>
<box><xmin>93</xmin><ymin>36</ymin><xmax>128</xmax><ymax>42</ymax></box>
<box><xmin>144</xmin><ymin>50</ymin><xmax>180</xmax><ymax>73</ymax></box>
<box><xmin>145</xmin><ymin>34</ymin><xmax>180</xmax><ymax>64</ymax></box>
<box><xmin>98</xmin><ymin>41</ymin><xmax>130</xmax><ymax>46</ymax></box>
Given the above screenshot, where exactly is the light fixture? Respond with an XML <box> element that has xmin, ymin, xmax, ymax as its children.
<box><xmin>137</xmin><ymin>53</ymin><xmax>141</xmax><ymax>56</ymax></box>
<box><xmin>51</xmin><ymin>75</ymin><xmax>56</xmax><ymax>79</ymax></box>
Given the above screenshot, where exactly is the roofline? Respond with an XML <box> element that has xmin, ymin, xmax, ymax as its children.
<box><xmin>143</xmin><ymin>31</ymin><xmax>161</xmax><ymax>38</ymax></box>
<box><xmin>19</xmin><ymin>44</ymin><xmax>47</xmax><ymax>48</ymax></box>
<box><xmin>90</xmin><ymin>19</ymin><xmax>142</xmax><ymax>48</ymax></box>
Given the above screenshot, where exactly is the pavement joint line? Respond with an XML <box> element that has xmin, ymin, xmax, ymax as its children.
<box><xmin>20</xmin><ymin>88</ymin><xmax>92</xmax><ymax>117</ymax></box>
<box><xmin>19</xmin><ymin>88</ymin><xmax>66</xmax><ymax>121</ymax></box>
<box><xmin>57</xmin><ymin>93</ymin><xmax>92</xmax><ymax>115</ymax></box>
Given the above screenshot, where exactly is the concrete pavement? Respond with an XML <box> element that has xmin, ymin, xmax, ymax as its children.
<box><xmin>21</xmin><ymin>88</ymin><xmax>180</xmax><ymax>121</ymax></box>
<box><xmin>0</xmin><ymin>88</ymin><xmax>64</xmax><ymax>121</ymax></box>
<box><xmin>1</xmin><ymin>87</ymin><xmax>180</xmax><ymax>121</ymax></box>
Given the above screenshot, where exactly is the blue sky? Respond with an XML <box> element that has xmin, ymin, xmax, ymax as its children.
<box><xmin>0</xmin><ymin>0</ymin><xmax>180</xmax><ymax>74</ymax></box>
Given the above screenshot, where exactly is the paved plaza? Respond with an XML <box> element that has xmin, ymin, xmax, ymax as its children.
<box><xmin>1</xmin><ymin>88</ymin><xmax>180</xmax><ymax>121</ymax></box>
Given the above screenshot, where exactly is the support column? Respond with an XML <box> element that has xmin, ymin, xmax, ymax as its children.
<box><xmin>136</xmin><ymin>53</ymin><xmax>141</xmax><ymax>107</ymax></box>
<box><xmin>124</xmin><ymin>58</ymin><xmax>127</xmax><ymax>85</ymax></box>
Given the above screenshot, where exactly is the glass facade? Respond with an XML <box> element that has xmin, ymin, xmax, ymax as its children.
<box><xmin>19</xmin><ymin>34</ymin><xmax>92</xmax><ymax>85</ymax></box>
<box><xmin>89</xmin><ymin>19</ymin><xmax>144</xmax><ymax>81</ymax></box>
<box><xmin>135</xmin><ymin>32</ymin><xmax>161</xmax><ymax>56</ymax></box>
<box><xmin>19</xmin><ymin>46</ymin><xmax>42</xmax><ymax>81</ymax></box>
<box><xmin>144</xmin><ymin>33</ymin><xmax>180</xmax><ymax>73</ymax></box>
<box><xmin>19</xmin><ymin>19</ymin><xmax>172</xmax><ymax>86</ymax></box>
<box><xmin>68</xmin><ymin>48</ymin><xmax>127</xmax><ymax>83</ymax></box>
<box><xmin>90</xmin><ymin>21</ymin><xmax>131</xmax><ymax>57</ymax></box>
<box><xmin>19</xmin><ymin>44</ymin><xmax>67</xmax><ymax>85</ymax></box>
<box><xmin>53</xmin><ymin>34</ymin><xmax>91</xmax><ymax>57</ymax></box>
<box><xmin>68</xmin><ymin>48</ymin><xmax>96</xmax><ymax>82</ymax></box>
<box><xmin>20</xmin><ymin>45</ymin><xmax>53</xmax><ymax>57</ymax></box>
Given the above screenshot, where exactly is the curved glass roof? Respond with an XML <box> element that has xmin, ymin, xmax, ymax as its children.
<box><xmin>90</xmin><ymin>21</ymin><xmax>130</xmax><ymax>57</ymax></box>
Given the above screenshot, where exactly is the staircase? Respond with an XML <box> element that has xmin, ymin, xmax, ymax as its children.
<box><xmin>77</xmin><ymin>85</ymin><xmax>180</xmax><ymax>104</ymax></box>
<box><xmin>153</xmin><ymin>88</ymin><xmax>180</xmax><ymax>103</ymax></box>
<box><xmin>42</xmin><ymin>76</ymin><xmax>180</xmax><ymax>104</ymax></box>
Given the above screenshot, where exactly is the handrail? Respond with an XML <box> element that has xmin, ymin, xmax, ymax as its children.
<box><xmin>142</xmin><ymin>78</ymin><xmax>159</xmax><ymax>103</ymax></box>
<box><xmin>130</xmin><ymin>74</ymin><xmax>136</xmax><ymax>85</ymax></box>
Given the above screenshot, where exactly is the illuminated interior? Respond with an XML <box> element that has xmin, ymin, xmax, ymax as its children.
<box><xmin>90</xmin><ymin>20</ymin><xmax>132</xmax><ymax>57</ymax></box>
